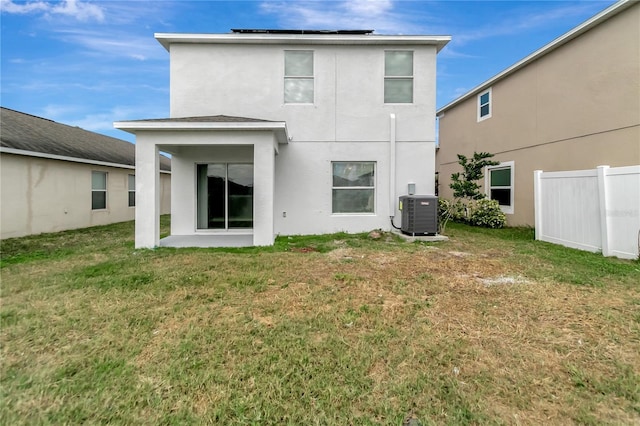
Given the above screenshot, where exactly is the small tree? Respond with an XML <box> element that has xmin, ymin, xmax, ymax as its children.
<box><xmin>439</xmin><ymin>151</ymin><xmax>502</xmax><ymax>233</ymax></box>
<box><xmin>450</xmin><ymin>152</ymin><xmax>499</xmax><ymax>200</ymax></box>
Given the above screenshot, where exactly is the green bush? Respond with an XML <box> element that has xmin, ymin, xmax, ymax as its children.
<box><xmin>467</xmin><ymin>199</ymin><xmax>506</xmax><ymax>229</ymax></box>
<box><xmin>450</xmin><ymin>200</ymin><xmax>467</xmax><ymax>223</ymax></box>
<box><xmin>438</xmin><ymin>199</ymin><xmax>464</xmax><ymax>233</ymax></box>
<box><xmin>438</xmin><ymin>198</ymin><xmax>451</xmax><ymax>222</ymax></box>
<box><xmin>439</xmin><ymin>198</ymin><xmax>506</xmax><ymax>230</ymax></box>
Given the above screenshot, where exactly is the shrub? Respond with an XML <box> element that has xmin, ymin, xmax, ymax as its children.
<box><xmin>439</xmin><ymin>198</ymin><xmax>506</xmax><ymax>231</ymax></box>
<box><xmin>438</xmin><ymin>198</ymin><xmax>467</xmax><ymax>233</ymax></box>
<box><xmin>438</xmin><ymin>198</ymin><xmax>451</xmax><ymax>221</ymax></box>
<box><xmin>467</xmin><ymin>199</ymin><xmax>506</xmax><ymax>229</ymax></box>
<box><xmin>449</xmin><ymin>200</ymin><xmax>467</xmax><ymax>223</ymax></box>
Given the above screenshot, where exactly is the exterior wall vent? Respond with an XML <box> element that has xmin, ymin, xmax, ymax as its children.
<box><xmin>399</xmin><ymin>195</ymin><xmax>438</xmax><ymax>235</ymax></box>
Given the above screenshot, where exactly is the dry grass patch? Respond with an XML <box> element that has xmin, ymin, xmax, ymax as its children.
<box><xmin>1</xmin><ymin>220</ymin><xmax>638</xmax><ymax>424</ymax></box>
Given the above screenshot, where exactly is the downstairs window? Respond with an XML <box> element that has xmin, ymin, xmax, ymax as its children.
<box><xmin>332</xmin><ymin>162</ymin><xmax>375</xmax><ymax>214</ymax></box>
<box><xmin>486</xmin><ymin>161</ymin><xmax>514</xmax><ymax>214</ymax></box>
<box><xmin>91</xmin><ymin>171</ymin><xmax>107</xmax><ymax>210</ymax></box>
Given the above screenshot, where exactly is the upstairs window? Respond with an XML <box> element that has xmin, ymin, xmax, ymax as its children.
<box><xmin>384</xmin><ymin>51</ymin><xmax>413</xmax><ymax>103</ymax></box>
<box><xmin>128</xmin><ymin>174</ymin><xmax>135</xmax><ymax>207</ymax></box>
<box><xmin>486</xmin><ymin>161</ymin><xmax>514</xmax><ymax>214</ymax></box>
<box><xmin>284</xmin><ymin>50</ymin><xmax>314</xmax><ymax>103</ymax></box>
<box><xmin>91</xmin><ymin>171</ymin><xmax>107</xmax><ymax>210</ymax></box>
<box><xmin>478</xmin><ymin>88</ymin><xmax>492</xmax><ymax>121</ymax></box>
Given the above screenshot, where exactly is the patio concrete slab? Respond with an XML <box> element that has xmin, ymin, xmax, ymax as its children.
<box><xmin>160</xmin><ymin>234</ymin><xmax>254</xmax><ymax>248</ymax></box>
<box><xmin>390</xmin><ymin>229</ymin><xmax>449</xmax><ymax>242</ymax></box>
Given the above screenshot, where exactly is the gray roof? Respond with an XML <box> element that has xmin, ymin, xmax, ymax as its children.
<box><xmin>0</xmin><ymin>107</ymin><xmax>171</xmax><ymax>171</ymax></box>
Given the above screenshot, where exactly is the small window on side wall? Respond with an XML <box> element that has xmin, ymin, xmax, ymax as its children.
<box><xmin>332</xmin><ymin>162</ymin><xmax>375</xmax><ymax>214</ymax></box>
<box><xmin>128</xmin><ymin>174</ymin><xmax>135</xmax><ymax>207</ymax></box>
<box><xmin>477</xmin><ymin>88</ymin><xmax>492</xmax><ymax>121</ymax></box>
<box><xmin>486</xmin><ymin>161</ymin><xmax>514</xmax><ymax>214</ymax></box>
<box><xmin>92</xmin><ymin>171</ymin><xmax>107</xmax><ymax>210</ymax></box>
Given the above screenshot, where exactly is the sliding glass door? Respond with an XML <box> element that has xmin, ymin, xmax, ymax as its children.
<box><xmin>197</xmin><ymin>163</ymin><xmax>253</xmax><ymax>230</ymax></box>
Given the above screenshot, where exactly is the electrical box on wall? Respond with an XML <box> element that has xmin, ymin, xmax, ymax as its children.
<box><xmin>399</xmin><ymin>195</ymin><xmax>438</xmax><ymax>236</ymax></box>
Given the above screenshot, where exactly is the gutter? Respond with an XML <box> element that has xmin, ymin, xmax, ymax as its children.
<box><xmin>155</xmin><ymin>33</ymin><xmax>451</xmax><ymax>52</ymax></box>
<box><xmin>0</xmin><ymin>147</ymin><xmax>171</xmax><ymax>174</ymax></box>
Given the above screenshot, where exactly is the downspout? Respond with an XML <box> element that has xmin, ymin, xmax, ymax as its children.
<box><xmin>389</xmin><ymin>113</ymin><xmax>401</xmax><ymax>229</ymax></box>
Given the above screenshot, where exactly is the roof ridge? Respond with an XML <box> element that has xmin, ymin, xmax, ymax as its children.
<box><xmin>1</xmin><ymin>106</ymin><xmax>56</xmax><ymax>124</ymax></box>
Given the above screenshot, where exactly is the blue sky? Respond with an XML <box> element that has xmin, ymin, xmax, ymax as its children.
<box><xmin>1</xmin><ymin>0</ymin><xmax>615</xmax><ymax>142</ymax></box>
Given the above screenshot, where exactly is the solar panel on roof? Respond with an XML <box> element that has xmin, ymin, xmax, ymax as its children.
<box><xmin>230</xmin><ymin>29</ymin><xmax>374</xmax><ymax>35</ymax></box>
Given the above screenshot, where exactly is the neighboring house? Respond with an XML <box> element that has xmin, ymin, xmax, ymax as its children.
<box><xmin>115</xmin><ymin>29</ymin><xmax>450</xmax><ymax>248</ymax></box>
<box><xmin>0</xmin><ymin>107</ymin><xmax>171</xmax><ymax>239</ymax></box>
<box><xmin>436</xmin><ymin>0</ymin><xmax>639</xmax><ymax>226</ymax></box>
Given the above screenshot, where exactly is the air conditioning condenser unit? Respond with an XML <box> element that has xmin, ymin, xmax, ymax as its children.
<box><xmin>399</xmin><ymin>195</ymin><xmax>438</xmax><ymax>236</ymax></box>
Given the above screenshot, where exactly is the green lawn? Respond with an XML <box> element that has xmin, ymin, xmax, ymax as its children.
<box><xmin>1</xmin><ymin>218</ymin><xmax>639</xmax><ymax>425</ymax></box>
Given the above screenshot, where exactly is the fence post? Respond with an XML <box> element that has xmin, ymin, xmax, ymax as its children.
<box><xmin>533</xmin><ymin>170</ymin><xmax>543</xmax><ymax>241</ymax></box>
<box><xmin>597</xmin><ymin>165</ymin><xmax>611</xmax><ymax>257</ymax></box>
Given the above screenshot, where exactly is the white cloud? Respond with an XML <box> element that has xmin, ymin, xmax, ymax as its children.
<box><xmin>50</xmin><ymin>0</ymin><xmax>104</xmax><ymax>22</ymax></box>
<box><xmin>452</xmin><ymin>2</ymin><xmax>607</xmax><ymax>45</ymax></box>
<box><xmin>0</xmin><ymin>0</ymin><xmax>48</xmax><ymax>14</ymax></box>
<box><xmin>437</xmin><ymin>46</ymin><xmax>478</xmax><ymax>60</ymax></box>
<box><xmin>53</xmin><ymin>29</ymin><xmax>167</xmax><ymax>61</ymax></box>
<box><xmin>345</xmin><ymin>0</ymin><xmax>392</xmax><ymax>16</ymax></box>
<box><xmin>0</xmin><ymin>0</ymin><xmax>104</xmax><ymax>21</ymax></box>
<box><xmin>452</xmin><ymin>87</ymin><xmax>469</xmax><ymax>98</ymax></box>
<box><xmin>41</xmin><ymin>104</ymin><xmax>167</xmax><ymax>134</ymax></box>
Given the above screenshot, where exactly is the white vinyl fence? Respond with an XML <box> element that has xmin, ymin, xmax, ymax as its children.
<box><xmin>534</xmin><ymin>165</ymin><xmax>640</xmax><ymax>259</ymax></box>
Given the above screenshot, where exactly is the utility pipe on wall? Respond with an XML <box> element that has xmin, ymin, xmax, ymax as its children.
<box><xmin>389</xmin><ymin>113</ymin><xmax>397</xmax><ymax>220</ymax></box>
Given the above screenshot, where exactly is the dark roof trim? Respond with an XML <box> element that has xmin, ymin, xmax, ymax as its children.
<box><xmin>1</xmin><ymin>147</ymin><xmax>171</xmax><ymax>174</ymax></box>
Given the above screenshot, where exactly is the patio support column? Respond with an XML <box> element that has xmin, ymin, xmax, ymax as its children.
<box><xmin>253</xmin><ymin>140</ymin><xmax>275</xmax><ymax>246</ymax></box>
<box><xmin>135</xmin><ymin>136</ymin><xmax>160</xmax><ymax>248</ymax></box>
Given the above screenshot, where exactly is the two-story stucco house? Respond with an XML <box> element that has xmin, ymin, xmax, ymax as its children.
<box><xmin>436</xmin><ymin>0</ymin><xmax>639</xmax><ymax>227</ymax></box>
<box><xmin>115</xmin><ymin>30</ymin><xmax>450</xmax><ymax>248</ymax></box>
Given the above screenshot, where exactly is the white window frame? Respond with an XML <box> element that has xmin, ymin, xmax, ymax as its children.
<box><xmin>485</xmin><ymin>161</ymin><xmax>514</xmax><ymax>214</ymax></box>
<box><xmin>128</xmin><ymin>174</ymin><xmax>135</xmax><ymax>207</ymax></box>
<box><xmin>284</xmin><ymin>50</ymin><xmax>314</xmax><ymax>104</ymax></box>
<box><xmin>384</xmin><ymin>50</ymin><xmax>414</xmax><ymax>104</ymax></box>
<box><xmin>477</xmin><ymin>87</ymin><xmax>492</xmax><ymax>122</ymax></box>
<box><xmin>91</xmin><ymin>171</ymin><xmax>107</xmax><ymax>210</ymax></box>
<box><xmin>332</xmin><ymin>161</ymin><xmax>376</xmax><ymax>215</ymax></box>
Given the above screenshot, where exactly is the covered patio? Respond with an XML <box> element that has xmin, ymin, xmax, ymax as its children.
<box><xmin>114</xmin><ymin>116</ymin><xmax>288</xmax><ymax>248</ymax></box>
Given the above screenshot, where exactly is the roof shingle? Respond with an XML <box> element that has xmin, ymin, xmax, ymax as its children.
<box><xmin>0</xmin><ymin>107</ymin><xmax>170</xmax><ymax>171</ymax></box>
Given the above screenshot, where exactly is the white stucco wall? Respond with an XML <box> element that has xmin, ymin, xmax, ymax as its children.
<box><xmin>0</xmin><ymin>153</ymin><xmax>171</xmax><ymax>239</ymax></box>
<box><xmin>273</xmin><ymin>140</ymin><xmax>435</xmax><ymax>235</ymax></box>
<box><xmin>170</xmin><ymin>44</ymin><xmax>438</xmax><ymax>144</ymax></box>
<box><xmin>160</xmin><ymin>41</ymin><xmax>438</xmax><ymax>238</ymax></box>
